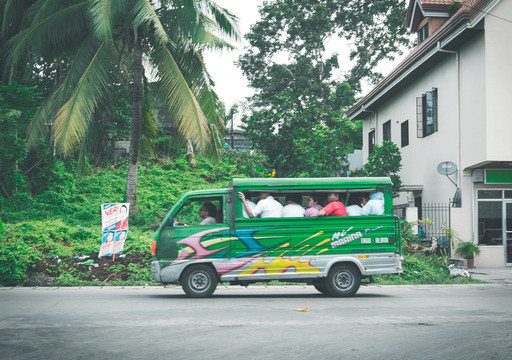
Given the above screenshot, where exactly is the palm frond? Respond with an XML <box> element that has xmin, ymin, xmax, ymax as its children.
<box><xmin>4</xmin><ymin>0</ymin><xmax>88</xmax><ymax>74</ymax></box>
<box><xmin>161</xmin><ymin>1</ymin><xmax>239</xmax><ymax>50</ymax></box>
<box><xmin>152</xmin><ymin>43</ymin><xmax>211</xmax><ymax>152</ymax></box>
<box><xmin>77</xmin><ymin>112</ymin><xmax>98</xmax><ymax>174</ymax></box>
<box><xmin>191</xmin><ymin>14</ymin><xmax>235</xmax><ymax>50</ymax></box>
<box><xmin>192</xmin><ymin>16</ymin><xmax>236</xmax><ymax>51</ymax></box>
<box><xmin>164</xmin><ymin>36</ymin><xmax>224</xmax><ymax>159</ymax></box>
<box><xmin>158</xmin><ymin>0</ymin><xmax>198</xmax><ymax>40</ymax></box>
<box><xmin>88</xmin><ymin>0</ymin><xmax>128</xmax><ymax>43</ymax></box>
<box><xmin>201</xmin><ymin>0</ymin><xmax>240</xmax><ymax>42</ymax></box>
<box><xmin>1</xmin><ymin>0</ymin><xmax>26</xmax><ymax>35</ymax></box>
<box><xmin>26</xmin><ymin>90</ymin><xmax>57</xmax><ymax>148</ymax></box>
<box><xmin>172</xmin><ymin>38</ymin><xmax>219</xmax><ymax>117</ymax></box>
<box><xmin>53</xmin><ymin>39</ymin><xmax>116</xmax><ymax>155</ymax></box>
<box><xmin>28</xmin><ymin>0</ymin><xmax>84</xmax><ymax>23</ymax></box>
<box><xmin>206</xmin><ymin>122</ymin><xmax>224</xmax><ymax>159</ymax></box>
<box><xmin>130</xmin><ymin>0</ymin><xmax>168</xmax><ymax>45</ymax></box>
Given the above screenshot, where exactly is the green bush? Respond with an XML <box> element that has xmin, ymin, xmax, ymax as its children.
<box><xmin>0</xmin><ymin>241</ymin><xmax>43</xmax><ymax>286</ymax></box>
<box><xmin>374</xmin><ymin>253</ymin><xmax>473</xmax><ymax>285</ymax></box>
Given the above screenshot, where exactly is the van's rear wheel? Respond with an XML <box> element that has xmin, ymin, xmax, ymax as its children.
<box><xmin>181</xmin><ymin>265</ymin><xmax>218</xmax><ymax>298</ymax></box>
<box><xmin>325</xmin><ymin>264</ymin><xmax>361</xmax><ymax>297</ymax></box>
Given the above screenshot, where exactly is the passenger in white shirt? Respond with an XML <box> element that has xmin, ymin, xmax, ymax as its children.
<box><xmin>360</xmin><ymin>191</ymin><xmax>385</xmax><ymax>215</ymax></box>
<box><xmin>239</xmin><ymin>191</ymin><xmax>283</xmax><ymax>218</ymax></box>
<box><xmin>243</xmin><ymin>199</ymin><xmax>257</xmax><ymax>218</ymax></box>
<box><xmin>281</xmin><ymin>194</ymin><xmax>305</xmax><ymax>217</ymax></box>
<box><xmin>199</xmin><ymin>202</ymin><xmax>217</xmax><ymax>225</ymax></box>
<box><xmin>346</xmin><ymin>194</ymin><xmax>367</xmax><ymax>216</ymax></box>
<box><xmin>346</xmin><ymin>204</ymin><xmax>363</xmax><ymax>216</ymax></box>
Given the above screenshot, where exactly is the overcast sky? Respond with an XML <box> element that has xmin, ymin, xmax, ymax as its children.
<box><xmin>203</xmin><ymin>0</ymin><xmax>264</xmax><ymax>112</ymax></box>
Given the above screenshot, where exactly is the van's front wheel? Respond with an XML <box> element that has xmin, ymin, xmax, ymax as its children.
<box><xmin>181</xmin><ymin>265</ymin><xmax>218</xmax><ymax>298</ymax></box>
<box><xmin>325</xmin><ymin>264</ymin><xmax>361</xmax><ymax>297</ymax></box>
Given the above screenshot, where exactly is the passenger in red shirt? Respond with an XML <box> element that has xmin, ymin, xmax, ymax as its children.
<box><xmin>317</xmin><ymin>192</ymin><xmax>347</xmax><ymax>217</ymax></box>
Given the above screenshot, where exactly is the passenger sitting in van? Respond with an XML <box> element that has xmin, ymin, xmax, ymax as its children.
<box><xmin>239</xmin><ymin>191</ymin><xmax>283</xmax><ymax>218</ymax></box>
<box><xmin>317</xmin><ymin>192</ymin><xmax>347</xmax><ymax>217</ymax></box>
<box><xmin>199</xmin><ymin>202</ymin><xmax>217</xmax><ymax>225</ymax></box>
<box><xmin>304</xmin><ymin>194</ymin><xmax>323</xmax><ymax>217</ymax></box>
<box><xmin>241</xmin><ymin>191</ymin><xmax>258</xmax><ymax>218</ymax></box>
<box><xmin>281</xmin><ymin>194</ymin><xmax>305</xmax><ymax>217</ymax></box>
<box><xmin>345</xmin><ymin>194</ymin><xmax>368</xmax><ymax>216</ymax></box>
<box><xmin>360</xmin><ymin>191</ymin><xmax>385</xmax><ymax>215</ymax></box>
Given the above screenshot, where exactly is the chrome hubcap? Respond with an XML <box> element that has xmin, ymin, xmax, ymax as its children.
<box><xmin>190</xmin><ymin>272</ymin><xmax>209</xmax><ymax>291</ymax></box>
<box><xmin>334</xmin><ymin>271</ymin><xmax>353</xmax><ymax>290</ymax></box>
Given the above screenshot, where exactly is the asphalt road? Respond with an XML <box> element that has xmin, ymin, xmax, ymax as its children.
<box><xmin>1</xmin><ymin>284</ymin><xmax>511</xmax><ymax>360</ymax></box>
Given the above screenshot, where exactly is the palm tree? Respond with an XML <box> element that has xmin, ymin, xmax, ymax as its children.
<box><xmin>2</xmin><ymin>0</ymin><xmax>239</xmax><ymax>212</ymax></box>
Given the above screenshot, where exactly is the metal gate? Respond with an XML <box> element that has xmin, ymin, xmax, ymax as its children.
<box><xmin>393</xmin><ymin>202</ymin><xmax>451</xmax><ymax>249</ymax></box>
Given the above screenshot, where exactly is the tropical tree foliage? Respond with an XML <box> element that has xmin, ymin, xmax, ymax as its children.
<box><xmin>1</xmin><ymin>0</ymin><xmax>239</xmax><ymax>212</ymax></box>
<box><xmin>238</xmin><ymin>0</ymin><xmax>411</xmax><ymax>177</ymax></box>
<box><xmin>359</xmin><ymin>141</ymin><xmax>402</xmax><ymax>196</ymax></box>
<box><xmin>0</xmin><ymin>83</ymin><xmax>37</xmax><ymax>197</ymax></box>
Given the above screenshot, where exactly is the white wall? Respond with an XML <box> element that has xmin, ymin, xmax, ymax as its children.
<box><xmin>485</xmin><ymin>0</ymin><xmax>512</xmax><ymax>161</ymax></box>
<box><xmin>475</xmin><ymin>246</ymin><xmax>505</xmax><ymax>267</ymax></box>
<box><xmin>362</xmin><ymin>56</ymin><xmax>461</xmax><ymax>204</ymax></box>
<box><xmin>459</xmin><ymin>33</ymin><xmax>486</xmax><ymax>169</ymax></box>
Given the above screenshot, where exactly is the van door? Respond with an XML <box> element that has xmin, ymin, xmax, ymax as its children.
<box><xmin>158</xmin><ymin>195</ymin><xmax>231</xmax><ymax>262</ymax></box>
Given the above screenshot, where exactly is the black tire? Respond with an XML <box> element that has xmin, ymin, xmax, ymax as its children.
<box><xmin>181</xmin><ymin>265</ymin><xmax>218</xmax><ymax>298</ymax></box>
<box><xmin>313</xmin><ymin>282</ymin><xmax>329</xmax><ymax>295</ymax></box>
<box><xmin>325</xmin><ymin>264</ymin><xmax>361</xmax><ymax>297</ymax></box>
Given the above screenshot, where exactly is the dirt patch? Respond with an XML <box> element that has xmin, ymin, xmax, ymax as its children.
<box><xmin>25</xmin><ymin>250</ymin><xmax>151</xmax><ymax>286</ymax></box>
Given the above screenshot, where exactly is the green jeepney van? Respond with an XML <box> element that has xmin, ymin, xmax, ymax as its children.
<box><xmin>151</xmin><ymin>177</ymin><xmax>402</xmax><ymax>297</ymax></box>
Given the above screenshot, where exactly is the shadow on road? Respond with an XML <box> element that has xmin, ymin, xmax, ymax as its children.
<box><xmin>141</xmin><ymin>292</ymin><xmax>394</xmax><ymax>300</ymax></box>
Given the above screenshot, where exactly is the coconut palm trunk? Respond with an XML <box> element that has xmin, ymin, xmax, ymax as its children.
<box><xmin>186</xmin><ymin>138</ymin><xmax>197</xmax><ymax>167</ymax></box>
<box><xmin>126</xmin><ymin>33</ymin><xmax>143</xmax><ymax>213</ymax></box>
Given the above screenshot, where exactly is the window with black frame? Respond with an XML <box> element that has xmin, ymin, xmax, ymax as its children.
<box><xmin>477</xmin><ymin>190</ymin><xmax>503</xmax><ymax>245</ymax></box>
<box><xmin>383</xmin><ymin>120</ymin><xmax>391</xmax><ymax>141</ymax></box>
<box><xmin>418</xmin><ymin>24</ymin><xmax>429</xmax><ymax>45</ymax></box>
<box><xmin>417</xmin><ymin>88</ymin><xmax>438</xmax><ymax>138</ymax></box>
<box><xmin>368</xmin><ymin>129</ymin><xmax>375</xmax><ymax>155</ymax></box>
<box><xmin>401</xmin><ymin>120</ymin><xmax>409</xmax><ymax>147</ymax></box>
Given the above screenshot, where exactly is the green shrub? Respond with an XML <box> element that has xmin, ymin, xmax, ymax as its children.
<box><xmin>5</xmin><ymin>192</ymin><xmax>34</xmax><ymax>212</ymax></box>
<box><xmin>0</xmin><ymin>241</ymin><xmax>43</xmax><ymax>285</ymax></box>
<box><xmin>374</xmin><ymin>253</ymin><xmax>473</xmax><ymax>285</ymax></box>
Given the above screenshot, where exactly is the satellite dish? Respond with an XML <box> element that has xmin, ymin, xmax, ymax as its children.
<box><xmin>437</xmin><ymin>161</ymin><xmax>457</xmax><ymax>176</ymax></box>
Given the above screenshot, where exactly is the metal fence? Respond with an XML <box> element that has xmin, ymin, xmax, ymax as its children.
<box><xmin>393</xmin><ymin>202</ymin><xmax>451</xmax><ymax>249</ymax></box>
<box><xmin>392</xmin><ymin>204</ymin><xmax>409</xmax><ymax>220</ymax></box>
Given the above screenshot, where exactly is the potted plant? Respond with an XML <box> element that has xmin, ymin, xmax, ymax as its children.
<box><xmin>455</xmin><ymin>241</ymin><xmax>480</xmax><ymax>269</ymax></box>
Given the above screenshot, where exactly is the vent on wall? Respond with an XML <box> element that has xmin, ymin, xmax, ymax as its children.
<box><xmin>472</xmin><ymin>169</ymin><xmax>484</xmax><ymax>183</ymax></box>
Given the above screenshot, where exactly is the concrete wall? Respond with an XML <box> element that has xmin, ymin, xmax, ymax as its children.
<box><xmin>475</xmin><ymin>246</ymin><xmax>505</xmax><ymax>268</ymax></box>
<box><xmin>362</xmin><ymin>55</ymin><xmax>460</xmax><ymax>204</ymax></box>
<box><xmin>459</xmin><ymin>33</ymin><xmax>486</xmax><ymax>169</ymax></box>
<box><xmin>485</xmin><ymin>0</ymin><xmax>512</xmax><ymax>161</ymax></box>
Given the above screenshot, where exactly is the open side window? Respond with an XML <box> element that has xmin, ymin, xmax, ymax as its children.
<box><xmin>236</xmin><ymin>187</ymin><xmax>388</xmax><ymax>219</ymax></box>
<box><xmin>174</xmin><ymin>196</ymin><xmax>225</xmax><ymax>226</ymax></box>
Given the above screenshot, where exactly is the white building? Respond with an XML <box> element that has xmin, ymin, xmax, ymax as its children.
<box><xmin>347</xmin><ymin>0</ymin><xmax>512</xmax><ymax>267</ymax></box>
